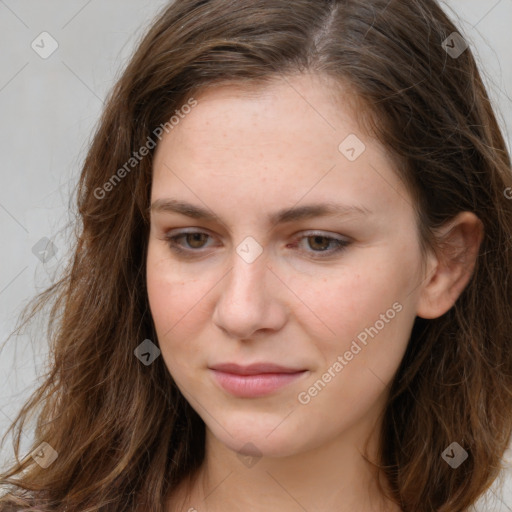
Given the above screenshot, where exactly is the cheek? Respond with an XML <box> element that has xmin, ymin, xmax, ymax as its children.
<box><xmin>294</xmin><ymin>278</ymin><xmax>414</xmax><ymax>434</ymax></box>
<box><xmin>286</xmin><ymin>258</ymin><xmax>409</xmax><ymax>355</ymax></box>
<box><xmin>296</xmin><ymin>255</ymin><xmax>419</xmax><ymax>409</ymax></box>
<box><xmin>146</xmin><ymin>247</ymin><xmax>210</xmax><ymax>367</ymax></box>
<box><xmin>297</xmin><ymin>307</ymin><xmax>412</xmax><ymax>433</ymax></box>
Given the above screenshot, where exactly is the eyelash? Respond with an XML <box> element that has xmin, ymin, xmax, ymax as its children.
<box><xmin>163</xmin><ymin>230</ymin><xmax>350</xmax><ymax>259</ymax></box>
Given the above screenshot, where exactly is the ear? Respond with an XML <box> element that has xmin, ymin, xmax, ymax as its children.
<box><xmin>416</xmin><ymin>212</ymin><xmax>484</xmax><ymax>319</ymax></box>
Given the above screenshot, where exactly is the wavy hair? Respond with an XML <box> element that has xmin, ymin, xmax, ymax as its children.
<box><xmin>1</xmin><ymin>1</ymin><xmax>512</xmax><ymax>511</ymax></box>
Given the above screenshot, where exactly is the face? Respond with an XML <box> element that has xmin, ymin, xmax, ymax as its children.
<box><xmin>146</xmin><ymin>73</ymin><xmax>427</xmax><ymax>458</ymax></box>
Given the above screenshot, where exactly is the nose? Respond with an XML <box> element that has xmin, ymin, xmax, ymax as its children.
<box><xmin>211</xmin><ymin>245</ymin><xmax>288</xmax><ymax>341</ymax></box>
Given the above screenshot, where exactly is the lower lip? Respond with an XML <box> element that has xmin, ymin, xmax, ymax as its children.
<box><xmin>210</xmin><ymin>369</ymin><xmax>308</xmax><ymax>397</ymax></box>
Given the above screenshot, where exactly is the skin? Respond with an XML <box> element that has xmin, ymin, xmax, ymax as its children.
<box><xmin>146</xmin><ymin>73</ymin><xmax>483</xmax><ymax>512</ymax></box>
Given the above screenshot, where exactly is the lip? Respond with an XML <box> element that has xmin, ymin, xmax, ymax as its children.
<box><xmin>210</xmin><ymin>362</ymin><xmax>305</xmax><ymax>375</ymax></box>
<box><xmin>209</xmin><ymin>362</ymin><xmax>308</xmax><ymax>397</ymax></box>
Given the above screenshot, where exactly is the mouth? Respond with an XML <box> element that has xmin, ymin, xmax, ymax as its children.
<box><xmin>208</xmin><ymin>362</ymin><xmax>309</xmax><ymax>398</ymax></box>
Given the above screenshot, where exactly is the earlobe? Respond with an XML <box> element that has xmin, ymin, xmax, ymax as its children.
<box><xmin>416</xmin><ymin>212</ymin><xmax>484</xmax><ymax>320</ymax></box>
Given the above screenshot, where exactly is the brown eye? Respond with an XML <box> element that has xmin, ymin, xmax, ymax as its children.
<box><xmin>292</xmin><ymin>232</ymin><xmax>350</xmax><ymax>259</ymax></box>
<box><xmin>306</xmin><ymin>235</ymin><xmax>332</xmax><ymax>252</ymax></box>
<box><xmin>164</xmin><ymin>230</ymin><xmax>350</xmax><ymax>260</ymax></box>
<box><xmin>164</xmin><ymin>230</ymin><xmax>213</xmax><ymax>255</ymax></box>
<box><xmin>184</xmin><ymin>233</ymin><xmax>209</xmax><ymax>249</ymax></box>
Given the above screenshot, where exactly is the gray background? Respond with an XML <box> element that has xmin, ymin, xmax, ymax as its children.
<box><xmin>0</xmin><ymin>1</ymin><xmax>511</xmax><ymax>509</ymax></box>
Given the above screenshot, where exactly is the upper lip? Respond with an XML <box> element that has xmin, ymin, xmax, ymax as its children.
<box><xmin>209</xmin><ymin>362</ymin><xmax>306</xmax><ymax>375</ymax></box>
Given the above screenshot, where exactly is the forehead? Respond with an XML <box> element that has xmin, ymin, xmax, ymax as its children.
<box><xmin>151</xmin><ymin>73</ymin><xmax>412</xmax><ymax>225</ymax></box>
<box><xmin>166</xmin><ymin>74</ymin><xmax>361</xmax><ymax>146</ymax></box>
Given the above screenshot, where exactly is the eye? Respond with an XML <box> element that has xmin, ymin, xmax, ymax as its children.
<box><xmin>164</xmin><ymin>230</ymin><xmax>214</xmax><ymax>254</ymax></box>
<box><xmin>164</xmin><ymin>230</ymin><xmax>350</xmax><ymax>259</ymax></box>
<box><xmin>289</xmin><ymin>232</ymin><xmax>350</xmax><ymax>259</ymax></box>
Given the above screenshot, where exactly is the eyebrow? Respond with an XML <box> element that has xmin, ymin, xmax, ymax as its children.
<box><xmin>150</xmin><ymin>198</ymin><xmax>372</xmax><ymax>225</ymax></box>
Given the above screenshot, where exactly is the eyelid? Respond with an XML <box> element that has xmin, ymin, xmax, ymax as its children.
<box><xmin>298</xmin><ymin>229</ymin><xmax>350</xmax><ymax>241</ymax></box>
<box><xmin>163</xmin><ymin>228</ymin><xmax>351</xmax><ymax>259</ymax></box>
<box><xmin>163</xmin><ymin>227</ymin><xmax>348</xmax><ymax>240</ymax></box>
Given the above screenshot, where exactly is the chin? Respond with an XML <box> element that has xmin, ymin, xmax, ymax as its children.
<box><xmin>206</xmin><ymin>410</ymin><xmax>313</xmax><ymax>459</ymax></box>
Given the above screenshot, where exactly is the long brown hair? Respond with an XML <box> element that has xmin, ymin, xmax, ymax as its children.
<box><xmin>1</xmin><ymin>1</ymin><xmax>511</xmax><ymax>511</ymax></box>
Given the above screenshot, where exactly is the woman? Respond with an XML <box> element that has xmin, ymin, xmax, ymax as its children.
<box><xmin>1</xmin><ymin>1</ymin><xmax>511</xmax><ymax>511</ymax></box>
